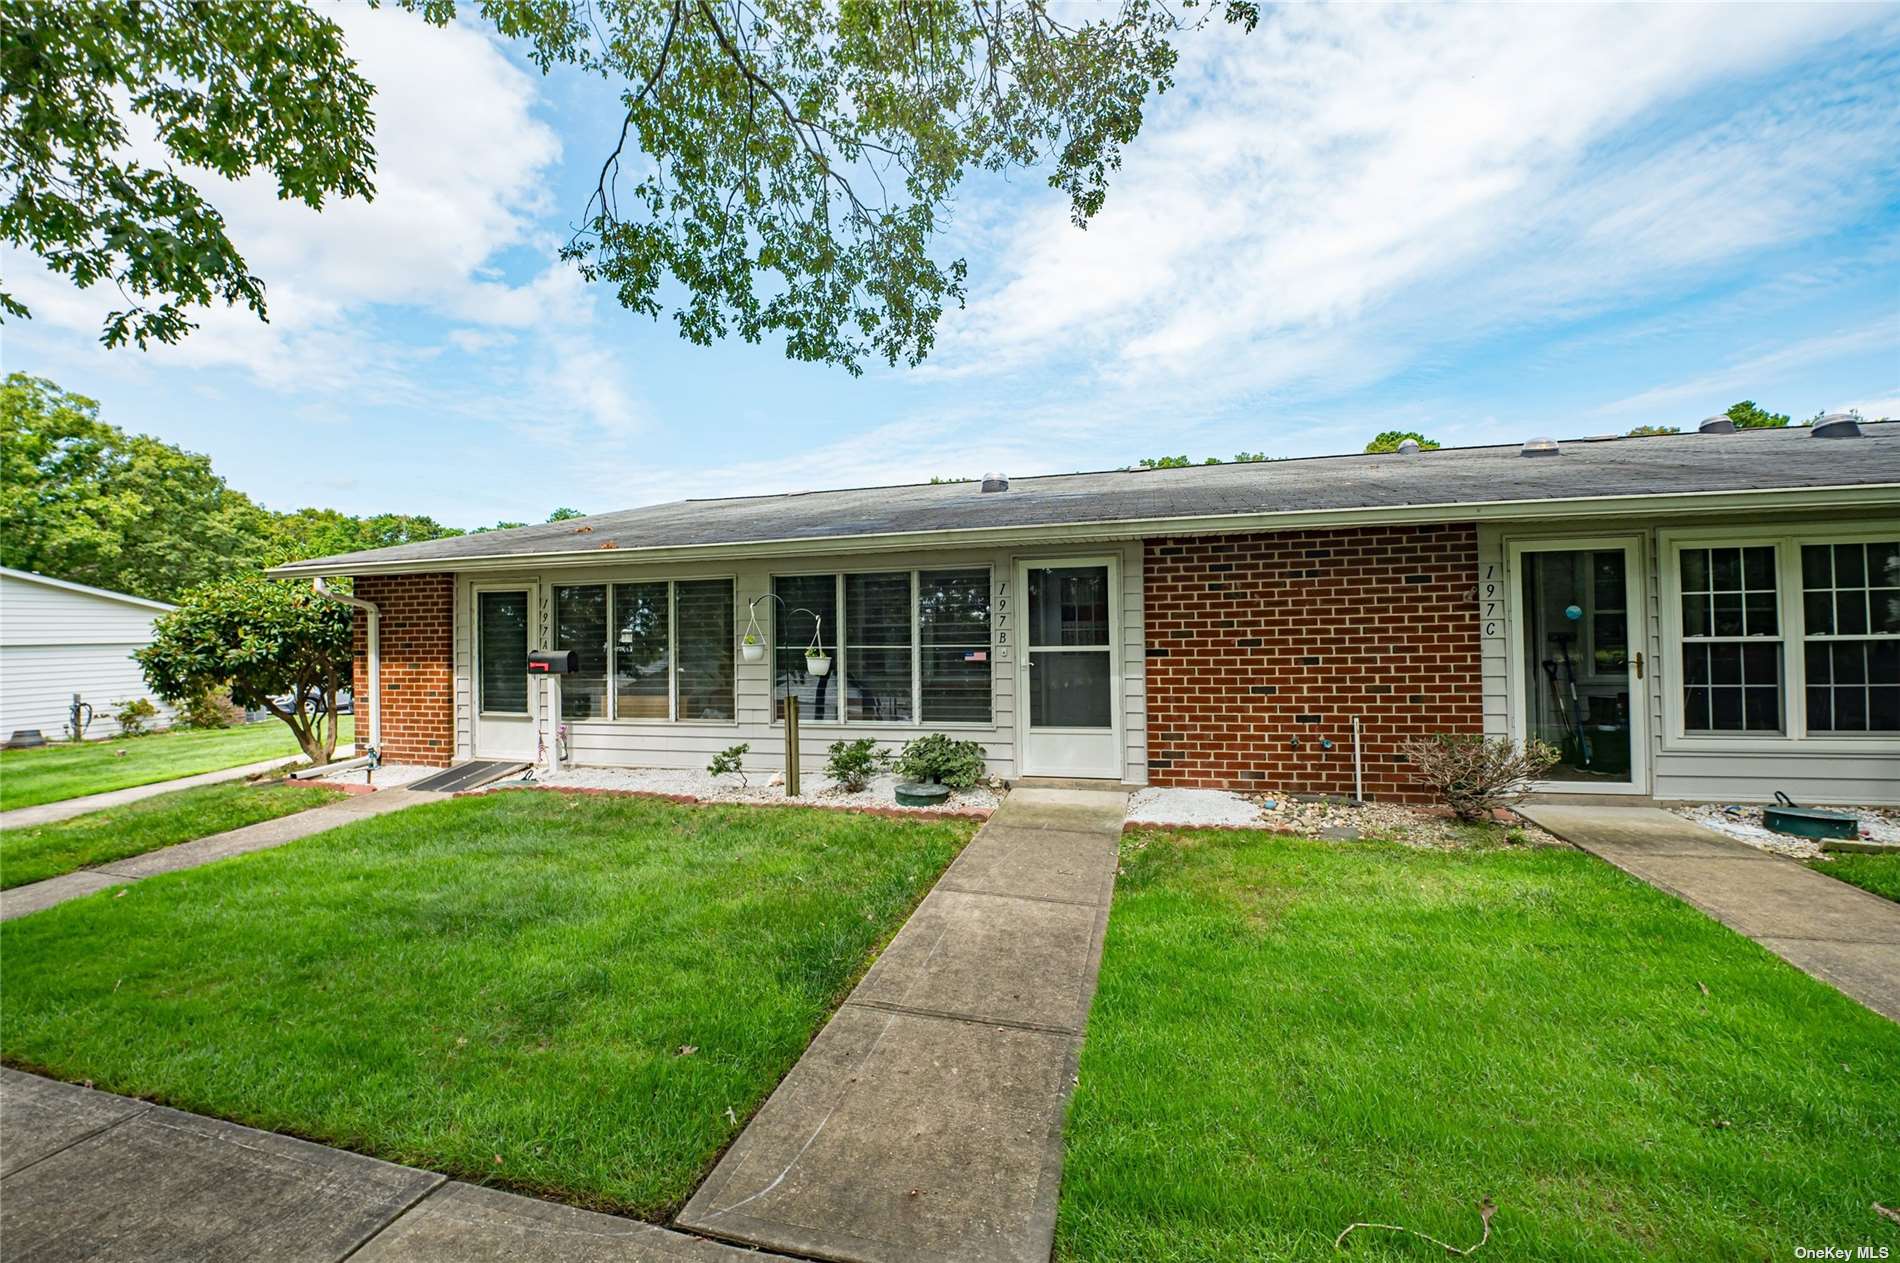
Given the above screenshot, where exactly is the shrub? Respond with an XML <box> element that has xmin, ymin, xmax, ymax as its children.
<box><xmin>893</xmin><ymin>733</ymin><xmax>988</xmax><ymax>788</ymax></box>
<box><xmin>824</xmin><ymin>738</ymin><xmax>888</xmax><ymax>792</ymax></box>
<box><xmin>708</xmin><ymin>743</ymin><xmax>750</xmax><ymax>787</ymax></box>
<box><xmin>113</xmin><ymin>697</ymin><xmax>159</xmax><ymax>737</ymax></box>
<box><xmin>178</xmin><ymin>684</ymin><xmax>244</xmax><ymax>730</ymax></box>
<box><xmin>1400</xmin><ymin>734</ymin><xmax>1558</xmax><ymax>822</ymax></box>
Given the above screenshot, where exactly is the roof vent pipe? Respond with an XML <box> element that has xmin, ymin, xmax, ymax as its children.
<box><xmin>1396</xmin><ymin>438</ymin><xmax>1421</xmax><ymax>455</ymax></box>
<box><xmin>1520</xmin><ymin>437</ymin><xmax>1560</xmax><ymax>457</ymax></box>
<box><xmin>980</xmin><ymin>472</ymin><xmax>1009</xmax><ymax>493</ymax></box>
<box><xmin>311</xmin><ymin>577</ymin><xmax>379</xmax><ymax>763</ymax></box>
<box><xmin>1698</xmin><ymin>415</ymin><xmax>1736</xmax><ymax>434</ymax></box>
<box><xmin>1811</xmin><ymin>413</ymin><xmax>1862</xmax><ymax>439</ymax></box>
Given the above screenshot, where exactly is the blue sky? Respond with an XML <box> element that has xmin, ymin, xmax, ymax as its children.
<box><xmin>5</xmin><ymin>2</ymin><xmax>1899</xmax><ymax>529</ymax></box>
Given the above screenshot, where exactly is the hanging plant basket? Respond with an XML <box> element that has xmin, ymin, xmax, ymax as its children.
<box><xmin>740</xmin><ymin>604</ymin><xmax>768</xmax><ymax>663</ymax></box>
<box><xmin>741</xmin><ymin>638</ymin><xmax>765</xmax><ymax>663</ymax></box>
<box><xmin>805</xmin><ymin>652</ymin><xmax>832</xmax><ymax>677</ymax></box>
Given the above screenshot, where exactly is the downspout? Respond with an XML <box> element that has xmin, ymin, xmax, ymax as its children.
<box><xmin>312</xmin><ymin>577</ymin><xmax>380</xmax><ymax>767</ymax></box>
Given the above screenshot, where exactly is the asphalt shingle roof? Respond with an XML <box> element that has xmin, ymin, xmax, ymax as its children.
<box><xmin>274</xmin><ymin>421</ymin><xmax>1900</xmax><ymax>574</ymax></box>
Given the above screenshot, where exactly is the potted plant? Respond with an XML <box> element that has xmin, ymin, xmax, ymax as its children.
<box><xmin>805</xmin><ymin>645</ymin><xmax>832</xmax><ymax>676</ymax></box>
<box><xmin>741</xmin><ymin>633</ymin><xmax>765</xmax><ymax>663</ymax></box>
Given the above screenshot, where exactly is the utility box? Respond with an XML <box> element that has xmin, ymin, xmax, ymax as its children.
<box><xmin>527</xmin><ymin>649</ymin><xmax>578</xmax><ymax>675</ymax></box>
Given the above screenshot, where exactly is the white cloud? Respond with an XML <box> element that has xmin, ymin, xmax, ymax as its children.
<box><xmin>1594</xmin><ymin>315</ymin><xmax>1900</xmax><ymax>417</ymax></box>
<box><xmin>929</xmin><ymin>2</ymin><xmax>1897</xmax><ymax>411</ymax></box>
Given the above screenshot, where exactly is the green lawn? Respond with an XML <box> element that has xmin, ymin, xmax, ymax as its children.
<box><xmin>0</xmin><ymin>780</ymin><xmax>345</xmax><ymax>889</ymax></box>
<box><xmin>0</xmin><ymin>718</ymin><xmax>351</xmax><ymax>811</ymax></box>
<box><xmin>1807</xmin><ymin>851</ymin><xmax>1900</xmax><ymax>903</ymax></box>
<box><xmin>1059</xmin><ymin>829</ymin><xmax>1900</xmax><ymax>1262</ymax></box>
<box><xmin>0</xmin><ymin>792</ymin><xmax>973</xmax><ymax>1217</ymax></box>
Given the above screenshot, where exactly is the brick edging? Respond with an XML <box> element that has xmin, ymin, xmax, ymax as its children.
<box><xmin>457</xmin><ymin>782</ymin><xmax>995</xmax><ymax>823</ymax></box>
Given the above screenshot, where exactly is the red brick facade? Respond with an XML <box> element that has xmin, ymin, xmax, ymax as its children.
<box><xmin>351</xmin><ymin>573</ymin><xmax>455</xmax><ymax>767</ymax></box>
<box><xmin>1144</xmin><ymin>524</ymin><xmax>1482</xmax><ymax>801</ymax></box>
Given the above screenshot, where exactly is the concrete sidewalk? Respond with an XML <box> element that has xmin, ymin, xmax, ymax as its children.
<box><xmin>0</xmin><ymin>753</ymin><xmax>330</xmax><ymax>830</ymax></box>
<box><xmin>0</xmin><ymin>786</ymin><xmax>436</xmax><ymax>923</ymax></box>
<box><xmin>676</xmin><ymin>785</ymin><xmax>1126</xmax><ymax>1263</ymax></box>
<box><xmin>0</xmin><ymin>1068</ymin><xmax>772</xmax><ymax>1262</ymax></box>
<box><xmin>1519</xmin><ymin>804</ymin><xmax>1900</xmax><ymax>1022</ymax></box>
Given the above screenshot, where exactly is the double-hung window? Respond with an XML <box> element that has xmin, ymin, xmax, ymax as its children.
<box><xmin>1670</xmin><ymin>532</ymin><xmax>1900</xmax><ymax>740</ymax></box>
<box><xmin>1801</xmin><ymin>541</ymin><xmax>1900</xmax><ymax>733</ymax></box>
<box><xmin>773</xmin><ymin>568</ymin><xmax>992</xmax><ymax>725</ymax></box>
<box><xmin>552</xmin><ymin>578</ymin><xmax>735</xmax><ymax>722</ymax></box>
<box><xmin>1678</xmin><ymin>545</ymin><xmax>1782</xmax><ymax>733</ymax></box>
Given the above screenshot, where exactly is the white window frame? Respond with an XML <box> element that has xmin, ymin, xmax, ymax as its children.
<box><xmin>548</xmin><ymin>572</ymin><xmax>740</xmax><ymax>726</ymax></box>
<box><xmin>769</xmin><ymin>564</ymin><xmax>995</xmax><ymax>729</ymax></box>
<box><xmin>1658</xmin><ymin>523</ymin><xmax>1900</xmax><ymax>754</ymax></box>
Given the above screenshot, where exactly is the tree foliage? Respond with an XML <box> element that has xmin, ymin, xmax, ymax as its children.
<box><xmin>1625</xmin><ymin>424</ymin><xmax>1679</xmax><ymax>436</ymax></box>
<box><xmin>1364</xmin><ymin>430</ymin><xmax>1440</xmax><ymax>454</ymax></box>
<box><xmin>138</xmin><ymin>577</ymin><xmax>355</xmax><ymax>764</ymax></box>
<box><xmin>4</xmin><ymin>0</ymin><xmax>1254</xmax><ymax>370</ymax></box>
<box><xmin>260</xmin><ymin>507</ymin><xmax>463</xmax><ymax>568</ymax></box>
<box><xmin>1725</xmin><ymin>400</ymin><xmax>1790</xmax><ymax>429</ymax></box>
<box><xmin>0</xmin><ymin>0</ymin><xmax>377</xmax><ymax>347</ymax></box>
<box><xmin>1</xmin><ymin>373</ymin><xmax>272</xmax><ymax>599</ymax></box>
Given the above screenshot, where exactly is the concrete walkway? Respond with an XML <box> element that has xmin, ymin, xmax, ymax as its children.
<box><xmin>1519</xmin><ymin>804</ymin><xmax>1900</xmax><ymax>1022</ymax></box>
<box><xmin>0</xmin><ymin>1068</ymin><xmax>772</xmax><ymax>1262</ymax></box>
<box><xmin>0</xmin><ymin>754</ymin><xmax>325</xmax><ymax>831</ymax></box>
<box><xmin>676</xmin><ymin>785</ymin><xmax>1127</xmax><ymax>1263</ymax></box>
<box><xmin>0</xmin><ymin>786</ymin><xmax>437</xmax><ymax>923</ymax></box>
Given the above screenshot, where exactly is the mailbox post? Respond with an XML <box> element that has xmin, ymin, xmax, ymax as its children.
<box><xmin>527</xmin><ymin>649</ymin><xmax>577</xmax><ymax>772</ymax></box>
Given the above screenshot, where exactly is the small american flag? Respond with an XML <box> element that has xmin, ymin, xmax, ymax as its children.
<box><xmin>964</xmin><ymin>650</ymin><xmax>988</xmax><ymax>662</ymax></box>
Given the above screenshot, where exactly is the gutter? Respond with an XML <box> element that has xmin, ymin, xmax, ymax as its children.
<box><xmin>265</xmin><ymin>483</ymin><xmax>1900</xmax><ymax>580</ymax></box>
<box><xmin>310</xmin><ymin>577</ymin><xmax>380</xmax><ymax>764</ymax></box>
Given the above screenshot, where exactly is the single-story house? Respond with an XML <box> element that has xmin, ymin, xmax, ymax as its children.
<box><xmin>0</xmin><ymin>567</ymin><xmax>176</xmax><ymax>741</ymax></box>
<box><xmin>269</xmin><ymin>418</ymin><xmax>1900</xmax><ymax>805</ymax></box>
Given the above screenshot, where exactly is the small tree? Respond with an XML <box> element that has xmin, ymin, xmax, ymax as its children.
<box><xmin>138</xmin><ymin>578</ymin><xmax>353</xmax><ymax>765</ymax></box>
<box><xmin>1365</xmin><ymin>430</ymin><xmax>1441</xmax><ymax>453</ymax></box>
<box><xmin>1400</xmin><ymin>734</ymin><xmax>1558</xmax><ymax>822</ymax></box>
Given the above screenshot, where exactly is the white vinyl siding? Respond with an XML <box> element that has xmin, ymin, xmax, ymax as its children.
<box><xmin>0</xmin><ymin>570</ymin><xmax>174</xmax><ymax>739</ymax></box>
<box><xmin>450</xmin><ymin>540</ymin><xmax>1147</xmax><ymax>784</ymax></box>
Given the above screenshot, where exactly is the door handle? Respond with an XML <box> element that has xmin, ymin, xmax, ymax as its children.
<box><xmin>1633</xmin><ymin>652</ymin><xmax>1644</xmax><ymax>680</ymax></box>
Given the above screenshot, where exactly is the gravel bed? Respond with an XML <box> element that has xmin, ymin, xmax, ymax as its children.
<box><xmin>505</xmin><ymin>765</ymin><xmax>1000</xmax><ymax>815</ymax></box>
<box><xmin>1126</xmin><ymin>786</ymin><xmax>1560</xmax><ymax>849</ymax></box>
<box><xmin>1670</xmin><ymin>802</ymin><xmax>1900</xmax><ymax>859</ymax></box>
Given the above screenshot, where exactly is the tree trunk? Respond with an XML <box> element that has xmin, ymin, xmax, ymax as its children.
<box><xmin>262</xmin><ymin>699</ymin><xmax>326</xmax><ymax>766</ymax></box>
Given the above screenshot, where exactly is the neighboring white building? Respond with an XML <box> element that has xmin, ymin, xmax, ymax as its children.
<box><xmin>0</xmin><ymin>567</ymin><xmax>175</xmax><ymax>741</ymax></box>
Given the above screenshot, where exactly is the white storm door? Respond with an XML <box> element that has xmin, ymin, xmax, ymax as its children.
<box><xmin>473</xmin><ymin>585</ymin><xmax>537</xmax><ymax>761</ymax></box>
<box><xmin>1018</xmin><ymin>559</ymin><xmax>1121</xmax><ymax>778</ymax></box>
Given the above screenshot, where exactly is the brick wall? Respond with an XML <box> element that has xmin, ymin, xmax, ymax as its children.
<box><xmin>351</xmin><ymin>573</ymin><xmax>455</xmax><ymax>767</ymax></box>
<box><xmin>1144</xmin><ymin>524</ymin><xmax>1482</xmax><ymax>801</ymax></box>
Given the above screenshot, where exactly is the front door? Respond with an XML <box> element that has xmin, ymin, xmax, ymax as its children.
<box><xmin>1509</xmin><ymin>539</ymin><xmax>1649</xmax><ymax>793</ymax></box>
<box><xmin>1018</xmin><ymin>559</ymin><xmax>1121</xmax><ymax>779</ymax></box>
<box><xmin>474</xmin><ymin>585</ymin><xmax>537</xmax><ymax>761</ymax></box>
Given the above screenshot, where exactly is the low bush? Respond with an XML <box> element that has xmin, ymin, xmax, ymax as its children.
<box><xmin>893</xmin><ymin>733</ymin><xmax>987</xmax><ymax>788</ymax></box>
<box><xmin>707</xmin><ymin>743</ymin><xmax>749</xmax><ymax>787</ymax></box>
<box><xmin>1400</xmin><ymin>733</ymin><xmax>1558</xmax><ymax>822</ymax></box>
<box><xmin>178</xmin><ymin>685</ymin><xmax>244</xmax><ymax>730</ymax></box>
<box><xmin>113</xmin><ymin>698</ymin><xmax>159</xmax><ymax>737</ymax></box>
<box><xmin>824</xmin><ymin>738</ymin><xmax>888</xmax><ymax>792</ymax></box>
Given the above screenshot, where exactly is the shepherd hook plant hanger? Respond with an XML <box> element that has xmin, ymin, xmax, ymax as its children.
<box><xmin>744</xmin><ymin>594</ymin><xmax>824</xmax><ymax>661</ymax></box>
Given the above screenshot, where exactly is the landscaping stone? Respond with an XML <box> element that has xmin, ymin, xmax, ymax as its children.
<box><xmin>1672</xmin><ymin>801</ymin><xmax>1900</xmax><ymax>859</ymax></box>
<box><xmin>519</xmin><ymin>765</ymin><xmax>1000</xmax><ymax>814</ymax></box>
<box><xmin>0</xmin><ymin>1101</ymin><xmax>442</xmax><ymax>1262</ymax></box>
<box><xmin>0</xmin><ymin>1067</ymin><xmax>149</xmax><ymax>1177</ymax></box>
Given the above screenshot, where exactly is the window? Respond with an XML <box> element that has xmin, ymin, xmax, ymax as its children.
<box><xmin>845</xmin><ymin>573</ymin><xmax>912</xmax><ymax>722</ymax></box>
<box><xmin>554</xmin><ymin>584</ymin><xmax>609</xmax><ymax>720</ymax></box>
<box><xmin>1678</xmin><ymin>545</ymin><xmax>1781</xmax><ymax>733</ymax></box>
<box><xmin>675</xmin><ymin>579</ymin><xmax>735</xmax><ymax>720</ymax></box>
<box><xmin>612</xmin><ymin>582</ymin><xmax>669</xmax><ymax>719</ymax></box>
<box><xmin>554</xmin><ymin>579</ymin><xmax>735</xmax><ymax>723</ymax></box>
<box><xmin>477</xmin><ymin>590</ymin><xmax>529</xmax><ymax>715</ymax></box>
<box><xmin>775</xmin><ymin>568</ymin><xmax>994</xmax><ymax>725</ymax></box>
<box><xmin>1802</xmin><ymin>541</ymin><xmax>1900</xmax><ymax>732</ymax></box>
<box><xmin>920</xmin><ymin>569</ymin><xmax>992</xmax><ymax>723</ymax></box>
<box><xmin>774</xmin><ymin>574</ymin><xmax>839</xmax><ymax>721</ymax></box>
